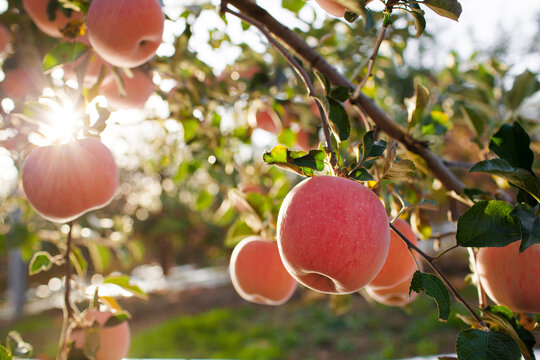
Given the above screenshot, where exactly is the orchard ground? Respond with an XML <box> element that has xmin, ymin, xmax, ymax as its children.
<box><xmin>1</xmin><ymin>278</ymin><xmax>467</xmax><ymax>359</ymax></box>
<box><xmin>2</xmin><ymin>253</ymin><xmax>538</xmax><ymax>359</ymax></box>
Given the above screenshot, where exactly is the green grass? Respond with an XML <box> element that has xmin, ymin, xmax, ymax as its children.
<box><xmin>1</xmin><ymin>288</ymin><xmax>471</xmax><ymax>359</ymax></box>
<box><xmin>129</xmin><ymin>294</ymin><xmax>467</xmax><ymax>360</ymax></box>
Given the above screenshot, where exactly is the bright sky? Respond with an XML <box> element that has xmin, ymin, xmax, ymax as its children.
<box><xmin>0</xmin><ymin>0</ymin><xmax>539</xmax><ymax>199</ymax></box>
<box><xmin>179</xmin><ymin>0</ymin><xmax>540</xmax><ymax>74</ymax></box>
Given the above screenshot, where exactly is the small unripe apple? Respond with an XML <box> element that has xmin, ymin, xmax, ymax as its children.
<box><xmin>22</xmin><ymin>138</ymin><xmax>118</xmax><ymax>223</ymax></box>
<box><xmin>100</xmin><ymin>69</ymin><xmax>155</xmax><ymax>109</ymax></box>
<box><xmin>368</xmin><ymin>218</ymin><xmax>419</xmax><ymax>289</ymax></box>
<box><xmin>0</xmin><ymin>24</ymin><xmax>11</xmax><ymax>54</ymax></box>
<box><xmin>230</xmin><ymin>236</ymin><xmax>297</xmax><ymax>305</ymax></box>
<box><xmin>22</xmin><ymin>0</ymin><xmax>83</xmax><ymax>38</ymax></box>
<box><xmin>476</xmin><ymin>242</ymin><xmax>540</xmax><ymax>314</ymax></box>
<box><xmin>366</xmin><ymin>270</ymin><xmax>419</xmax><ymax>307</ymax></box>
<box><xmin>87</xmin><ymin>0</ymin><xmax>165</xmax><ymax>68</ymax></box>
<box><xmin>1</xmin><ymin>67</ymin><xmax>40</xmax><ymax>100</ymax></box>
<box><xmin>277</xmin><ymin>175</ymin><xmax>390</xmax><ymax>294</ymax></box>
<box><xmin>70</xmin><ymin>310</ymin><xmax>130</xmax><ymax>360</ymax></box>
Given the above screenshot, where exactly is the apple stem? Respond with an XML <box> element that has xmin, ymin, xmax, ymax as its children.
<box><xmin>389</xmin><ymin>221</ymin><xmax>489</xmax><ymax>330</ymax></box>
<box><xmin>222</xmin><ymin>5</ymin><xmax>339</xmax><ymax>171</ymax></box>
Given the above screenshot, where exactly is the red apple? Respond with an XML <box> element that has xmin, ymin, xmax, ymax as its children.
<box><xmin>366</xmin><ymin>269</ymin><xmax>419</xmax><ymax>307</ymax></box>
<box><xmin>277</xmin><ymin>175</ymin><xmax>390</xmax><ymax>294</ymax></box>
<box><xmin>70</xmin><ymin>310</ymin><xmax>130</xmax><ymax>360</ymax></box>
<box><xmin>250</xmin><ymin>106</ymin><xmax>281</xmax><ymax>133</ymax></box>
<box><xmin>0</xmin><ymin>24</ymin><xmax>11</xmax><ymax>54</ymax></box>
<box><xmin>476</xmin><ymin>242</ymin><xmax>540</xmax><ymax>314</ymax></box>
<box><xmin>1</xmin><ymin>67</ymin><xmax>40</xmax><ymax>100</ymax></box>
<box><xmin>230</xmin><ymin>236</ymin><xmax>297</xmax><ymax>305</ymax></box>
<box><xmin>312</xmin><ymin>0</ymin><xmax>372</xmax><ymax>17</ymax></box>
<box><xmin>87</xmin><ymin>0</ymin><xmax>165</xmax><ymax>68</ymax></box>
<box><xmin>100</xmin><ymin>69</ymin><xmax>155</xmax><ymax>110</ymax></box>
<box><xmin>22</xmin><ymin>0</ymin><xmax>83</xmax><ymax>38</ymax></box>
<box><xmin>314</xmin><ymin>0</ymin><xmax>347</xmax><ymax>17</ymax></box>
<box><xmin>22</xmin><ymin>138</ymin><xmax>118</xmax><ymax>223</ymax></box>
<box><xmin>368</xmin><ymin>218</ymin><xmax>419</xmax><ymax>289</ymax></box>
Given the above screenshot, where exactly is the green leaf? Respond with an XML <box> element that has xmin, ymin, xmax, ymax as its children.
<box><xmin>196</xmin><ymin>190</ymin><xmax>214</xmax><ymax>211</ymax></box>
<box><xmin>326</xmin><ymin>97</ymin><xmax>350</xmax><ymax>141</ymax></box>
<box><xmin>281</xmin><ymin>0</ymin><xmax>306</xmax><ymax>13</ymax></box>
<box><xmin>104</xmin><ymin>312</ymin><xmax>131</xmax><ymax>327</ymax></box>
<box><xmin>182</xmin><ymin>119</ymin><xmax>199</xmax><ymax>142</ymax></box>
<box><xmin>422</xmin><ymin>0</ymin><xmax>462</xmax><ymax>21</ymax></box>
<box><xmin>470</xmin><ymin>159</ymin><xmax>540</xmax><ymax>202</ymax></box>
<box><xmin>293</xmin><ymin>150</ymin><xmax>326</xmax><ymax>171</ymax></box>
<box><xmin>87</xmin><ymin>243</ymin><xmax>112</xmax><ymax>274</ymax></box>
<box><xmin>383</xmin><ymin>159</ymin><xmax>416</xmax><ymax>181</ymax></box>
<box><xmin>329</xmin><ymin>86</ymin><xmax>350</xmax><ymax>102</ymax></box>
<box><xmin>0</xmin><ymin>345</ymin><xmax>11</xmax><ymax>360</ymax></box>
<box><xmin>456</xmin><ymin>329</ymin><xmax>521</xmax><ymax>360</ymax></box>
<box><xmin>461</xmin><ymin>105</ymin><xmax>487</xmax><ymax>140</ymax></box>
<box><xmin>349</xmin><ymin>168</ymin><xmax>374</xmax><ymax>181</ymax></box>
<box><xmin>510</xmin><ymin>204</ymin><xmax>540</xmax><ymax>251</ymax></box>
<box><xmin>42</xmin><ymin>41</ymin><xmax>87</xmax><ymax>71</ymax></box>
<box><xmin>28</xmin><ymin>251</ymin><xmax>55</xmax><ymax>276</ymax></box>
<box><xmin>245</xmin><ymin>192</ymin><xmax>269</xmax><ymax>220</ymax></box>
<box><xmin>263</xmin><ymin>145</ymin><xmax>326</xmax><ymax>176</ymax></box>
<box><xmin>362</xmin><ymin>130</ymin><xmax>387</xmax><ymax>161</ymax></box>
<box><xmin>409</xmin><ymin>271</ymin><xmax>451</xmax><ymax>322</ymax></box>
<box><xmin>456</xmin><ymin>200</ymin><xmax>522</xmax><ymax>248</ymax></box>
<box><xmin>70</xmin><ymin>245</ymin><xmax>88</xmax><ymax>276</ymax></box>
<box><xmin>224</xmin><ymin>219</ymin><xmax>255</xmax><ymax>248</ymax></box>
<box><xmin>483</xmin><ymin>305</ymin><xmax>537</xmax><ymax>359</ymax></box>
<box><xmin>489</xmin><ymin>122</ymin><xmax>534</xmax><ymax>172</ymax></box>
<box><xmin>406</xmin><ymin>5</ymin><xmax>426</xmax><ymax>37</ymax></box>
<box><xmin>505</xmin><ymin>70</ymin><xmax>540</xmax><ymax>111</ymax></box>
<box><xmin>464</xmin><ymin>188</ymin><xmax>490</xmax><ymax>203</ymax></box>
<box><xmin>421</xmin><ymin>110</ymin><xmax>451</xmax><ymax>136</ymax></box>
<box><xmin>104</xmin><ymin>275</ymin><xmax>148</xmax><ymax>299</ymax></box>
<box><xmin>408</xmin><ymin>81</ymin><xmax>430</xmax><ymax>129</ymax></box>
<box><xmin>315</xmin><ymin>72</ymin><xmax>331</xmax><ymax>95</ymax></box>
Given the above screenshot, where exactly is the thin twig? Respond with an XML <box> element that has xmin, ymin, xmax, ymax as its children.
<box><xmin>390</xmin><ymin>221</ymin><xmax>488</xmax><ymax>329</ymax></box>
<box><xmin>354</xmin><ymin>23</ymin><xmax>388</xmax><ymax>96</ymax></box>
<box><xmin>223</xmin><ymin>5</ymin><xmax>338</xmax><ymax>170</ymax></box>
<box><xmin>64</xmin><ymin>223</ymin><xmax>74</xmax><ymax>318</ymax></box>
<box><xmin>442</xmin><ymin>160</ymin><xmax>475</xmax><ymax>170</ymax></box>
<box><xmin>57</xmin><ymin>222</ymin><xmax>74</xmax><ymax>360</ymax></box>
<box><xmin>389</xmin><ymin>221</ymin><xmax>434</xmax><ymax>262</ymax></box>
<box><xmin>432</xmin><ymin>244</ymin><xmax>458</xmax><ymax>261</ymax></box>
